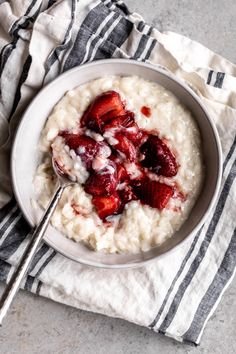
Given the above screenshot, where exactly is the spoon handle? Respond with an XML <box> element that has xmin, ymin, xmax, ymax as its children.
<box><xmin>0</xmin><ymin>185</ymin><xmax>65</xmax><ymax>325</ymax></box>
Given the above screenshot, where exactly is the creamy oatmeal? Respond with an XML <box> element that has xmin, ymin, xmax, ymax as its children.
<box><xmin>34</xmin><ymin>76</ymin><xmax>204</xmax><ymax>254</ymax></box>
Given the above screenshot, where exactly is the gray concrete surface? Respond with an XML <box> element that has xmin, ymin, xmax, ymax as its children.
<box><xmin>0</xmin><ymin>279</ymin><xmax>236</xmax><ymax>354</ymax></box>
<box><xmin>127</xmin><ymin>0</ymin><xmax>236</xmax><ymax>63</ymax></box>
<box><xmin>1</xmin><ymin>1</ymin><xmax>236</xmax><ymax>353</ymax></box>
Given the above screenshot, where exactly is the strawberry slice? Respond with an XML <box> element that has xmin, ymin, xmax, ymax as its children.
<box><xmin>92</xmin><ymin>194</ymin><xmax>121</xmax><ymax>219</ymax></box>
<box><xmin>119</xmin><ymin>185</ymin><xmax>137</xmax><ymax>204</ymax></box>
<box><xmin>113</xmin><ymin>133</ymin><xmax>136</xmax><ymax>162</ymax></box>
<box><xmin>102</xmin><ymin>111</ymin><xmax>135</xmax><ymax>131</ymax></box>
<box><xmin>62</xmin><ymin>133</ymin><xmax>111</xmax><ymax>170</ymax></box>
<box><xmin>132</xmin><ymin>179</ymin><xmax>174</xmax><ymax>210</ymax></box>
<box><xmin>109</xmin><ymin>155</ymin><xmax>129</xmax><ymax>182</ymax></box>
<box><xmin>63</xmin><ymin>133</ymin><xmax>98</xmax><ymax>152</ymax></box>
<box><xmin>124</xmin><ymin>126</ymin><xmax>146</xmax><ymax>147</ymax></box>
<box><xmin>116</xmin><ymin>163</ymin><xmax>129</xmax><ymax>182</ymax></box>
<box><xmin>84</xmin><ymin>163</ymin><xmax>118</xmax><ymax>196</ymax></box>
<box><xmin>117</xmin><ymin>185</ymin><xmax>137</xmax><ymax>214</ymax></box>
<box><xmin>81</xmin><ymin>91</ymin><xmax>125</xmax><ymax>132</ymax></box>
<box><xmin>62</xmin><ymin>133</ymin><xmax>99</xmax><ymax>170</ymax></box>
<box><xmin>140</xmin><ymin>135</ymin><xmax>178</xmax><ymax>177</ymax></box>
<box><xmin>102</xmin><ymin>112</ymin><xmax>145</xmax><ymax>147</ymax></box>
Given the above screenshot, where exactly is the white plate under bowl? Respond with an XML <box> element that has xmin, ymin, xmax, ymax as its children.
<box><xmin>11</xmin><ymin>59</ymin><xmax>222</xmax><ymax>268</ymax></box>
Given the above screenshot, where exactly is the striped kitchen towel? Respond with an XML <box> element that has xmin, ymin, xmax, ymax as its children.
<box><xmin>0</xmin><ymin>0</ymin><xmax>235</xmax><ymax>345</ymax></box>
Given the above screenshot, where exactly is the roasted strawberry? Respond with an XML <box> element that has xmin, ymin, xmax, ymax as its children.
<box><xmin>92</xmin><ymin>194</ymin><xmax>121</xmax><ymax>219</ymax></box>
<box><xmin>84</xmin><ymin>163</ymin><xmax>117</xmax><ymax>196</ymax></box>
<box><xmin>116</xmin><ymin>163</ymin><xmax>129</xmax><ymax>182</ymax></box>
<box><xmin>140</xmin><ymin>135</ymin><xmax>178</xmax><ymax>177</ymax></box>
<box><xmin>102</xmin><ymin>111</ymin><xmax>135</xmax><ymax>131</ymax></box>
<box><xmin>124</xmin><ymin>126</ymin><xmax>146</xmax><ymax>147</ymax></box>
<box><xmin>109</xmin><ymin>153</ymin><xmax>120</xmax><ymax>163</ymax></box>
<box><xmin>63</xmin><ymin>133</ymin><xmax>97</xmax><ymax>151</ymax></box>
<box><xmin>101</xmin><ymin>108</ymin><xmax>131</xmax><ymax>123</ymax></box>
<box><xmin>62</xmin><ymin>133</ymin><xmax>98</xmax><ymax>170</ymax></box>
<box><xmin>108</xmin><ymin>155</ymin><xmax>129</xmax><ymax>181</ymax></box>
<box><xmin>113</xmin><ymin>133</ymin><xmax>136</xmax><ymax>162</ymax></box>
<box><xmin>130</xmin><ymin>178</ymin><xmax>144</xmax><ymax>189</ymax></box>
<box><xmin>81</xmin><ymin>91</ymin><xmax>125</xmax><ymax>132</ymax></box>
<box><xmin>118</xmin><ymin>185</ymin><xmax>137</xmax><ymax>214</ymax></box>
<box><xmin>119</xmin><ymin>185</ymin><xmax>137</xmax><ymax>204</ymax></box>
<box><xmin>102</xmin><ymin>112</ymin><xmax>145</xmax><ymax>147</ymax></box>
<box><xmin>132</xmin><ymin>179</ymin><xmax>174</xmax><ymax>210</ymax></box>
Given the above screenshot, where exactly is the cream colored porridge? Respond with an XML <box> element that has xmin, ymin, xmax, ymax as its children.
<box><xmin>34</xmin><ymin>76</ymin><xmax>204</xmax><ymax>254</ymax></box>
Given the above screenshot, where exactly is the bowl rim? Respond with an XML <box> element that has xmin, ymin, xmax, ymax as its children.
<box><xmin>11</xmin><ymin>58</ymin><xmax>223</xmax><ymax>268</ymax></box>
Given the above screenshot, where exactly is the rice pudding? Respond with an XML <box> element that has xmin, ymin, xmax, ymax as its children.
<box><xmin>34</xmin><ymin>76</ymin><xmax>204</xmax><ymax>254</ymax></box>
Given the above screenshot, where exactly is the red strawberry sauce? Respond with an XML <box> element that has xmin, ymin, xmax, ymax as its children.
<box><xmin>56</xmin><ymin>91</ymin><xmax>182</xmax><ymax>220</ymax></box>
<box><xmin>141</xmin><ymin>106</ymin><xmax>151</xmax><ymax>117</ymax></box>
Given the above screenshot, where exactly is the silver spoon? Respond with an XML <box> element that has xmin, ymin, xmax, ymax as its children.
<box><xmin>0</xmin><ymin>158</ymin><xmax>73</xmax><ymax>325</ymax></box>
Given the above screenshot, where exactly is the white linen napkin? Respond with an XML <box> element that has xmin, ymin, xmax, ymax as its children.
<box><xmin>0</xmin><ymin>0</ymin><xmax>235</xmax><ymax>345</ymax></box>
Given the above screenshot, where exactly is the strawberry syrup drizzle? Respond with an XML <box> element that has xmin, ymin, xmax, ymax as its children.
<box><xmin>141</xmin><ymin>106</ymin><xmax>151</xmax><ymax>117</ymax></box>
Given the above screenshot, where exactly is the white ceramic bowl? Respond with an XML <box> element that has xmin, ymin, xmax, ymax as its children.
<box><xmin>11</xmin><ymin>59</ymin><xmax>222</xmax><ymax>268</ymax></box>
